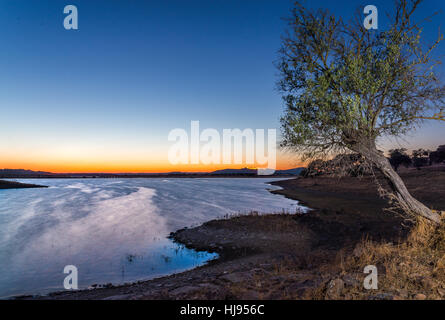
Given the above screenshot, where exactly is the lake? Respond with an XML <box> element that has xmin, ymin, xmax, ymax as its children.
<box><xmin>0</xmin><ymin>178</ymin><xmax>303</xmax><ymax>298</ymax></box>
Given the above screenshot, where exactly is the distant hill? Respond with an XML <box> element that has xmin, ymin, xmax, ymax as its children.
<box><xmin>0</xmin><ymin>169</ymin><xmax>53</xmax><ymax>178</ymax></box>
<box><xmin>274</xmin><ymin>168</ymin><xmax>304</xmax><ymax>175</ymax></box>
<box><xmin>210</xmin><ymin>168</ymin><xmax>257</xmax><ymax>175</ymax></box>
<box><xmin>0</xmin><ymin>167</ymin><xmax>305</xmax><ymax>178</ymax></box>
<box><xmin>209</xmin><ymin>167</ymin><xmax>304</xmax><ymax>176</ymax></box>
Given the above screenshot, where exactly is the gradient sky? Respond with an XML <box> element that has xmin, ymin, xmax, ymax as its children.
<box><xmin>0</xmin><ymin>0</ymin><xmax>444</xmax><ymax>173</ymax></box>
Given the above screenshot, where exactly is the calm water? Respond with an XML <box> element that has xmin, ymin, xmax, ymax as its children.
<box><xmin>0</xmin><ymin>178</ymin><xmax>303</xmax><ymax>298</ymax></box>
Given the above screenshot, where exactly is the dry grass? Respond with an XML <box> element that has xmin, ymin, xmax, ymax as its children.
<box><xmin>205</xmin><ymin>211</ymin><xmax>445</xmax><ymax>300</ymax></box>
<box><xmin>172</xmin><ymin>210</ymin><xmax>444</xmax><ymax>300</ymax></box>
<box><xmin>337</xmin><ymin>212</ymin><xmax>445</xmax><ymax>299</ymax></box>
<box><xmin>207</xmin><ymin>212</ymin><xmax>445</xmax><ymax>300</ymax></box>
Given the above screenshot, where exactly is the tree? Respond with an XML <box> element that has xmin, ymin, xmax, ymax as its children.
<box><xmin>278</xmin><ymin>0</ymin><xmax>444</xmax><ymax>223</ymax></box>
<box><xmin>388</xmin><ymin>148</ymin><xmax>412</xmax><ymax>171</ymax></box>
<box><xmin>412</xmin><ymin>148</ymin><xmax>430</xmax><ymax>169</ymax></box>
<box><xmin>429</xmin><ymin>145</ymin><xmax>445</xmax><ymax>164</ymax></box>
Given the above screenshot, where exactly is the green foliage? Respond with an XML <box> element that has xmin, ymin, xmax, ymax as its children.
<box><xmin>278</xmin><ymin>0</ymin><xmax>445</xmax><ymax>160</ymax></box>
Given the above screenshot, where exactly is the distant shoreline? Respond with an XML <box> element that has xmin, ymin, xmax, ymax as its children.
<box><xmin>0</xmin><ymin>168</ymin><xmax>304</xmax><ymax>179</ymax></box>
<box><xmin>0</xmin><ymin>174</ymin><xmax>298</xmax><ymax>179</ymax></box>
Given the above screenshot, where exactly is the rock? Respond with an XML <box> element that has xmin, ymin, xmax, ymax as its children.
<box><xmin>437</xmin><ymin>288</ymin><xmax>445</xmax><ymax>297</ymax></box>
<box><xmin>325</xmin><ymin>279</ymin><xmax>344</xmax><ymax>299</ymax></box>
<box><xmin>414</xmin><ymin>293</ymin><xmax>426</xmax><ymax>300</ymax></box>
<box><xmin>169</xmin><ymin>286</ymin><xmax>199</xmax><ymax>296</ymax></box>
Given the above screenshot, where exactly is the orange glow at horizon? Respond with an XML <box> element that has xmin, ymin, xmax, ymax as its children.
<box><xmin>0</xmin><ymin>162</ymin><xmax>306</xmax><ymax>174</ymax></box>
<box><xmin>0</xmin><ymin>154</ymin><xmax>306</xmax><ymax>173</ymax></box>
<box><xmin>0</xmin><ymin>141</ymin><xmax>307</xmax><ymax>173</ymax></box>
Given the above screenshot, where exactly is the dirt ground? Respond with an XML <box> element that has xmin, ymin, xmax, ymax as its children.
<box><xmin>271</xmin><ymin>166</ymin><xmax>445</xmax><ymax>214</ymax></box>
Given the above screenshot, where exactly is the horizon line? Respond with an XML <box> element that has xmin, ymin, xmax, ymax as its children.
<box><xmin>0</xmin><ymin>166</ymin><xmax>305</xmax><ymax>175</ymax></box>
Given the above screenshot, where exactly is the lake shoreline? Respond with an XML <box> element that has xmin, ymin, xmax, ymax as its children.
<box><xmin>17</xmin><ymin>167</ymin><xmax>445</xmax><ymax>300</ymax></box>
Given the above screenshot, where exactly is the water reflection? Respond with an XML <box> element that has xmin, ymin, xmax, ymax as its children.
<box><xmin>0</xmin><ymin>178</ymin><xmax>300</xmax><ymax>298</ymax></box>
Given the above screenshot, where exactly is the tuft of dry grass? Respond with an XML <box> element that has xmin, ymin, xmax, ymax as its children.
<box><xmin>337</xmin><ymin>215</ymin><xmax>445</xmax><ymax>300</ymax></box>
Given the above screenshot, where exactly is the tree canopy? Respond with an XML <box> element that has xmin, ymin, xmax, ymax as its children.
<box><xmin>278</xmin><ymin>0</ymin><xmax>444</xmax><ymax>160</ymax></box>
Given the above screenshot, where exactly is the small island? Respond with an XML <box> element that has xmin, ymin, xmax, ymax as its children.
<box><xmin>0</xmin><ymin>180</ymin><xmax>48</xmax><ymax>189</ymax></box>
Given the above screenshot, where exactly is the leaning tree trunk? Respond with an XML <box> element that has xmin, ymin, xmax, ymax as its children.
<box><xmin>354</xmin><ymin>143</ymin><xmax>441</xmax><ymax>224</ymax></box>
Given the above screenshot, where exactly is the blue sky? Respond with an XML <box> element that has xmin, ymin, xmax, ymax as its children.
<box><xmin>0</xmin><ymin>0</ymin><xmax>444</xmax><ymax>172</ymax></box>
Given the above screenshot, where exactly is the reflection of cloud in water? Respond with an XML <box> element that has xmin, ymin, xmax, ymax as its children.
<box><xmin>63</xmin><ymin>182</ymin><xmax>100</xmax><ymax>194</ymax></box>
<box><xmin>0</xmin><ymin>178</ymin><xmax>300</xmax><ymax>297</ymax></box>
<box><xmin>13</xmin><ymin>187</ymin><xmax>166</xmax><ymax>270</ymax></box>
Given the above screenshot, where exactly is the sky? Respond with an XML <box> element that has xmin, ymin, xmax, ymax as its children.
<box><xmin>0</xmin><ymin>0</ymin><xmax>444</xmax><ymax>173</ymax></box>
